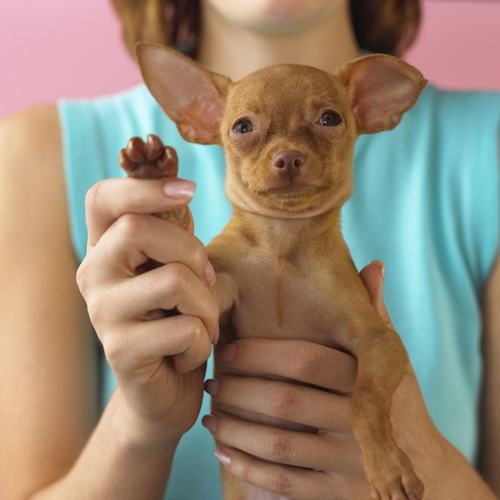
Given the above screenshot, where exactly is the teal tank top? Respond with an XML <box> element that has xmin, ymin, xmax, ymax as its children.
<box><xmin>58</xmin><ymin>81</ymin><xmax>500</xmax><ymax>499</ymax></box>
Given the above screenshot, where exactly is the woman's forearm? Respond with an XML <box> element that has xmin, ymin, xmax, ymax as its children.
<box><xmin>414</xmin><ymin>424</ymin><xmax>497</xmax><ymax>499</ymax></box>
<box><xmin>29</xmin><ymin>388</ymin><xmax>180</xmax><ymax>500</ymax></box>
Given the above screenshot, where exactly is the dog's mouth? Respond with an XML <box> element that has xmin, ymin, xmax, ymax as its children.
<box><xmin>259</xmin><ymin>185</ymin><xmax>325</xmax><ymax>196</ymax></box>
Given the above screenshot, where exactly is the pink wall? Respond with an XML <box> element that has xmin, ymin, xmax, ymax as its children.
<box><xmin>1</xmin><ymin>0</ymin><xmax>500</xmax><ymax>120</ymax></box>
<box><xmin>405</xmin><ymin>0</ymin><xmax>500</xmax><ymax>92</ymax></box>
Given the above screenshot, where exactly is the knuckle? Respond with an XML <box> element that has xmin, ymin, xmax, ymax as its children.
<box><xmin>236</xmin><ymin>461</ymin><xmax>252</xmax><ymax>484</ymax></box>
<box><xmin>185</xmin><ymin>316</ymin><xmax>204</xmax><ymax>344</ymax></box>
<box><xmin>183</xmin><ymin>316</ymin><xmax>211</xmax><ymax>361</ymax></box>
<box><xmin>293</xmin><ymin>342</ymin><xmax>322</xmax><ymax>377</ymax></box>
<box><xmin>116</xmin><ymin>213</ymin><xmax>144</xmax><ymax>241</ymax></box>
<box><xmin>85</xmin><ymin>181</ymin><xmax>103</xmax><ymax>212</ymax></box>
<box><xmin>267</xmin><ymin>471</ymin><xmax>293</xmax><ymax>495</ymax></box>
<box><xmin>265</xmin><ymin>432</ymin><xmax>292</xmax><ymax>462</ymax></box>
<box><xmin>269</xmin><ymin>385</ymin><xmax>298</xmax><ymax>417</ymax></box>
<box><xmin>165</xmin><ymin>263</ymin><xmax>190</xmax><ymax>294</ymax></box>
<box><xmin>190</xmin><ymin>239</ymin><xmax>208</xmax><ymax>275</ymax></box>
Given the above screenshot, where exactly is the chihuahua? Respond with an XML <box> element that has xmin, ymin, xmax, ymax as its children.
<box><xmin>119</xmin><ymin>43</ymin><xmax>427</xmax><ymax>500</ymax></box>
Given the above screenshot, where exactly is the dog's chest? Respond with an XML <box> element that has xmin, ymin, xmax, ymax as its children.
<box><xmin>229</xmin><ymin>249</ymin><xmax>342</xmax><ymax>348</ymax></box>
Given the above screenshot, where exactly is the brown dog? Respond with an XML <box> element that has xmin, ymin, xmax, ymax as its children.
<box><xmin>119</xmin><ymin>42</ymin><xmax>427</xmax><ymax>500</ymax></box>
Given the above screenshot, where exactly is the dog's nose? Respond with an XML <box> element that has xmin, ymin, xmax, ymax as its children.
<box><xmin>272</xmin><ymin>151</ymin><xmax>305</xmax><ymax>179</ymax></box>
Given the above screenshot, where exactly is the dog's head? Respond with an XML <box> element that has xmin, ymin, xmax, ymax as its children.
<box><xmin>136</xmin><ymin>43</ymin><xmax>426</xmax><ymax>218</ymax></box>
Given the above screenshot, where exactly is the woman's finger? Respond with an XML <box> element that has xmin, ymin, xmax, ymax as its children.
<box><xmin>104</xmin><ymin>314</ymin><xmax>212</xmax><ymax>375</ymax></box>
<box><xmin>202</xmin><ymin>411</ymin><xmax>337</xmax><ymax>471</ymax></box>
<box><xmin>85</xmin><ymin>176</ymin><xmax>196</xmax><ymax>250</ymax></box>
<box><xmin>359</xmin><ymin>260</ymin><xmax>394</xmax><ymax>330</ymax></box>
<box><xmin>211</xmin><ymin>446</ymin><xmax>334</xmax><ymax>500</ymax></box>
<box><xmin>88</xmin><ymin>213</ymin><xmax>211</xmax><ymax>284</ymax></box>
<box><xmin>205</xmin><ymin>376</ymin><xmax>351</xmax><ymax>432</ymax></box>
<box><xmin>102</xmin><ymin>263</ymin><xmax>219</xmax><ymax>339</ymax></box>
<box><xmin>215</xmin><ymin>339</ymin><xmax>357</xmax><ymax>394</ymax></box>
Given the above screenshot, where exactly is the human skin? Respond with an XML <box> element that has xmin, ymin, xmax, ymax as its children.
<box><xmin>0</xmin><ymin>0</ymin><xmax>498</xmax><ymax>499</ymax></box>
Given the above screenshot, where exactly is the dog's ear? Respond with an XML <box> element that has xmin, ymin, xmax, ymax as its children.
<box><xmin>135</xmin><ymin>42</ymin><xmax>232</xmax><ymax>145</ymax></box>
<box><xmin>336</xmin><ymin>54</ymin><xmax>427</xmax><ymax>135</ymax></box>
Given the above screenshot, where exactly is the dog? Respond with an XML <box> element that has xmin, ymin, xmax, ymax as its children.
<box><xmin>119</xmin><ymin>42</ymin><xmax>427</xmax><ymax>500</ymax></box>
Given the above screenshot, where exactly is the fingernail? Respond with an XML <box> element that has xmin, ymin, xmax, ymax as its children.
<box><xmin>163</xmin><ymin>179</ymin><xmax>195</xmax><ymax>199</ymax></box>
<box><xmin>216</xmin><ymin>343</ymin><xmax>237</xmax><ymax>362</ymax></box>
<box><xmin>204</xmin><ymin>260</ymin><xmax>216</xmax><ymax>285</ymax></box>
<box><xmin>371</xmin><ymin>260</ymin><xmax>384</xmax><ymax>280</ymax></box>
<box><xmin>214</xmin><ymin>449</ymin><xmax>231</xmax><ymax>468</ymax></box>
<box><xmin>204</xmin><ymin>378</ymin><xmax>219</xmax><ymax>397</ymax></box>
<box><xmin>202</xmin><ymin>414</ymin><xmax>218</xmax><ymax>433</ymax></box>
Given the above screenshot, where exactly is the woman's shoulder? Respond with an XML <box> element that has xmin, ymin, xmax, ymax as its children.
<box><xmin>0</xmin><ymin>103</ymin><xmax>60</xmax><ymax>148</ymax></box>
<box><xmin>0</xmin><ymin>103</ymin><xmax>62</xmax><ymax>191</ymax></box>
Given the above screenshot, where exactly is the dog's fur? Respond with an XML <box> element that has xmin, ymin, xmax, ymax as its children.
<box><xmin>119</xmin><ymin>42</ymin><xmax>427</xmax><ymax>500</ymax></box>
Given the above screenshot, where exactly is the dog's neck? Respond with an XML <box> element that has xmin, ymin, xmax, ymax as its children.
<box><xmin>230</xmin><ymin>205</ymin><xmax>343</xmax><ymax>260</ymax></box>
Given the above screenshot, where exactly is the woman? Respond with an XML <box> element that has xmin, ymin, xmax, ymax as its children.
<box><xmin>0</xmin><ymin>0</ymin><xmax>498</xmax><ymax>498</ymax></box>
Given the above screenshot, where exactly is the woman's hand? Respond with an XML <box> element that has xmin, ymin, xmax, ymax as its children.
<box><xmin>202</xmin><ymin>261</ymin><xmax>440</xmax><ymax>499</ymax></box>
<box><xmin>76</xmin><ymin>149</ymin><xmax>219</xmax><ymax>445</ymax></box>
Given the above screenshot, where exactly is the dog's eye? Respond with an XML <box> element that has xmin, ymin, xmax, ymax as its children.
<box><xmin>232</xmin><ymin>120</ymin><xmax>254</xmax><ymax>134</ymax></box>
<box><xmin>320</xmin><ymin>112</ymin><xmax>342</xmax><ymax>127</ymax></box>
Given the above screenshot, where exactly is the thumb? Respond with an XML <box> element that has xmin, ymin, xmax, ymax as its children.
<box><xmin>359</xmin><ymin>260</ymin><xmax>394</xmax><ymax>330</ymax></box>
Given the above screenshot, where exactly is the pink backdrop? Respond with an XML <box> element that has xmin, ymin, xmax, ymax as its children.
<box><xmin>1</xmin><ymin>0</ymin><xmax>500</xmax><ymax>120</ymax></box>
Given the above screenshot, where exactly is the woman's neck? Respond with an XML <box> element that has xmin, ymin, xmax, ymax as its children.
<box><xmin>197</xmin><ymin>1</ymin><xmax>361</xmax><ymax>81</ymax></box>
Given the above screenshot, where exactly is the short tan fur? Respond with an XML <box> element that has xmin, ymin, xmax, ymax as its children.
<box><xmin>120</xmin><ymin>42</ymin><xmax>427</xmax><ymax>500</ymax></box>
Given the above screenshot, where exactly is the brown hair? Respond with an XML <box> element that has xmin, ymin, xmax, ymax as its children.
<box><xmin>111</xmin><ymin>0</ymin><xmax>421</xmax><ymax>60</ymax></box>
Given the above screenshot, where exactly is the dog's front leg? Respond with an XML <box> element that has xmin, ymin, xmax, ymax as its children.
<box><xmin>349</xmin><ymin>326</ymin><xmax>425</xmax><ymax>500</ymax></box>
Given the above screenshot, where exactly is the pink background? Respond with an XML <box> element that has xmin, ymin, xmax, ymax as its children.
<box><xmin>1</xmin><ymin>0</ymin><xmax>500</xmax><ymax>120</ymax></box>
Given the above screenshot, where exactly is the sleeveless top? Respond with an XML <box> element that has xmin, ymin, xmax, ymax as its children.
<box><xmin>58</xmin><ymin>81</ymin><xmax>500</xmax><ymax>499</ymax></box>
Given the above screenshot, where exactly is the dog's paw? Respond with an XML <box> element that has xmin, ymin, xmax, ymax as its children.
<box><xmin>119</xmin><ymin>135</ymin><xmax>191</xmax><ymax>230</ymax></box>
<box><xmin>366</xmin><ymin>448</ymin><xmax>424</xmax><ymax>500</ymax></box>
<box><xmin>119</xmin><ymin>134</ymin><xmax>178</xmax><ymax>179</ymax></box>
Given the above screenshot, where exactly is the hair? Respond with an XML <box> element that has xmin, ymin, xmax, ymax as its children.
<box><xmin>111</xmin><ymin>0</ymin><xmax>421</xmax><ymax>61</ymax></box>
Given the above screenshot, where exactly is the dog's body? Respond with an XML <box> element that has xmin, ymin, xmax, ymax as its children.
<box><xmin>120</xmin><ymin>44</ymin><xmax>427</xmax><ymax>500</ymax></box>
<box><xmin>208</xmin><ymin>210</ymin><xmax>378</xmax><ymax>500</ymax></box>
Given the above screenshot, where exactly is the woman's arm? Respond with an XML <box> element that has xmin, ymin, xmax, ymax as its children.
<box><xmin>0</xmin><ymin>106</ymin><xmax>181</xmax><ymax>500</ymax></box>
<box><xmin>479</xmin><ymin>130</ymin><xmax>500</xmax><ymax>494</ymax></box>
<box><xmin>0</xmin><ymin>105</ymin><xmax>99</xmax><ymax>499</ymax></box>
